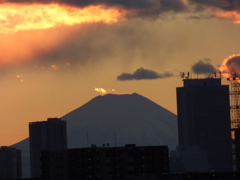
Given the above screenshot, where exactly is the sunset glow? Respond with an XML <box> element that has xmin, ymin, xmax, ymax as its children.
<box><xmin>0</xmin><ymin>3</ymin><xmax>128</xmax><ymax>34</ymax></box>
<box><xmin>213</xmin><ymin>11</ymin><xmax>240</xmax><ymax>23</ymax></box>
<box><xmin>0</xmin><ymin>3</ymin><xmax>129</xmax><ymax>66</ymax></box>
<box><xmin>94</xmin><ymin>88</ymin><xmax>116</xmax><ymax>95</ymax></box>
<box><xmin>219</xmin><ymin>54</ymin><xmax>240</xmax><ymax>80</ymax></box>
<box><xmin>16</xmin><ymin>74</ymin><xmax>24</xmax><ymax>82</ymax></box>
<box><xmin>51</xmin><ymin>65</ymin><xmax>58</xmax><ymax>70</ymax></box>
<box><xmin>0</xmin><ymin>28</ymin><xmax>74</xmax><ymax>66</ymax></box>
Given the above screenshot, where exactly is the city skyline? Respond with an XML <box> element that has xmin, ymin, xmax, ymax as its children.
<box><xmin>1</xmin><ymin>0</ymin><xmax>240</xmax><ymax>146</ymax></box>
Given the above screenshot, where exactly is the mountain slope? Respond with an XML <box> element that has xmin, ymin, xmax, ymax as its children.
<box><xmin>65</xmin><ymin>93</ymin><xmax>178</xmax><ymax>149</ymax></box>
<box><xmin>12</xmin><ymin>93</ymin><xmax>178</xmax><ymax>177</ymax></box>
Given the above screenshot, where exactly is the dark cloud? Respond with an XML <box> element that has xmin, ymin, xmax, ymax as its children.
<box><xmin>137</xmin><ymin>0</ymin><xmax>187</xmax><ymax>17</ymax></box>
<box><xmin>5</xmin><ymin>0</ymin><xmax>240</xmax><ymax>20</ymax></box>
<box><xmin>226</xmin><ymin>56</ymin><xmax>240</xmax><ymax>67</ymax></box>
<box><xmin>187</xmin><ymin>14</ymin><xmax>214</xmax><ymax>20</ymax></box>
<box><xmin>3</xmin><ymin>0</ymin><xmax>186</xmax><ymax>16</ymax></box>
<box><xmin>117</xmin><ymin>67</ymin><xmax>173</xmax><ymax>81</ymax></box>
<box><xmin>191</xmin><ymin>0</ymin><xmax>240</xmax><ymax>11</ymax></box>
<box><xmin>224</xmin><ymin>55</ymin><xmax>240</xmax><ymax>75</ymax></box>
<box><xmin>191</xmin><ymin>59</ymin><xmax>216</xmax><ymax>74</ymax></box>
<box><xmin>3</xmin><ymin>0</ymin><xmax>240</xmax><ymax>21</ymax></box>
<box><xmin>160</xmin><ymin>0</ymin><xmax>187</xmax><ymax>11</ymax></box>
<box><xmin>4</xmin><ymin>0</ymin><xmax>157</xmax><ymax>9</ymax></box>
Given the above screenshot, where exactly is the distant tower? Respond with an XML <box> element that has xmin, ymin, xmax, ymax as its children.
<box><xmin>227</xmin><ymin>76</ymin><xmax>240</xmax><ymax>130</ymax></box>
<box><xmin>227</xmin><ymin>75</ymin><xmax>240</xmax><ymax>171</ymax></box>
<box><xmin>176</xmin><ymin>78</ymin><xmax>232</xmax><ymax>171</ymax></box>
<box><xmin>0</xmin><ymin>146</ymin><xmax>22</xmax><ymax>179</ymax></box>
<box><xmin>29</xmin><ymin>118</ymin><xmax>67</xmax><ymax>178</ymax></box>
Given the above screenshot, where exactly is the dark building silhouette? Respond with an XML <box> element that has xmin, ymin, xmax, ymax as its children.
<box><xmin>41</xmin><ymin>144</ymin><xmax>169</xmax><ymax>180</ymax></box>
<box><xmin>176</xmin><ymin>78</ymin><xmax>232</xmax><ymax>171</ymax></box>
<box><xmin>5</xmin><ymin>172</ymin><xmax>240</xmax><ymax>180</ymax></box>
<box><xmin>0</xmin><ymin>146</ymin><xmax>22</xmax><ymax>179</ymax></box>
<box><xmin>133</xmin><ymin>172</ymin><xmax>240</xmax><ymax>180</ymax></box>
<box><xmin>170</xmin><ymin>145</ymin><xmax>208</xmax><ymax>173</ymax></box>
<box><xmin>234</xmin><ymin>129</ymin><xmax>240</xmax><ymax>171</ymax></box>
<box><xmin>226</xmin><ymin>77</ymin><xmax>240</xmax><ymax>171</ymax></box>
<box><xmin>29</xmin><ymin>118</ymin><xmax>67</xmax><ymax>178</ymax></box>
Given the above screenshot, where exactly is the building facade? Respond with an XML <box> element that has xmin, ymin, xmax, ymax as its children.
<box><xmin>234</xmin><ymin>128</ymin><xmax>240</xmax><ymax>172</ymax></box>
<box><xmin>41</xmin><ymin>144</ymin><xmax>169</xmax><ymax>180</ymax></box>
<box><xmin>176</xmin><ymin>78</ymin><xmax>232</xmax><ymax>171</ymax></box>
<box><xmin>29</xmin><ymin>118</ymin><xmax>67</xmax><ymax>178</ymax></box>
<box><xmin>170</xmin><ymin>145</ymin><xmax>208</xmax><ymax>173</ymax></box>
<box><xmin>0</xmin><ymin>146</ymin><xmax>22</xmax><ymax>179</ymax></box>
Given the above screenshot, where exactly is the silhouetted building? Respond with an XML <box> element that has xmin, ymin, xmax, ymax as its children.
<box><xmin>41</xmin><ymin>144</ymin><xmax>169</xmax><ymax>180</ymax></box>
<box><xmin>234</xmin><ymin>129</ymin><xmax>240</xmax><ymax>172</ymax></box>
<box><xmin>0</xmin><ymin>146</ymin><xmax>22</xmax><ymax>179</ymax></box>
<box><xmin>133</xmin><ymin>172</ymin><xmax>240</xmax><ymax>180</ymax></box>
<box><xmin>29</xmin><ymin>118</ymin><xmax>67</xmax><ymax>178</ymax></box>
<box><xmin>170</xmin><ymin>145</ymin><xmax>208</xmax><ymax>173</ymax></box>
<box><xmin>176</xmin><ymin>78</ymin><xmax>232</xmax><ymax>171</ymax></box>
<box><xmin>6</xmin><ymin>172</ymin><xmax>240</xmax><ymax>180</ymax></box>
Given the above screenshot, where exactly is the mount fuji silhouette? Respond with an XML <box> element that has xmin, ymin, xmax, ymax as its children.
<box><xmin>13</xmin><ymin>93</ymin><xmax>178</xmax><ymax>177</ymax></box>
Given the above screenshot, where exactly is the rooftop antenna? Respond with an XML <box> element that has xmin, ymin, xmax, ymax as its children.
<box><xmin>181</xmin><ymin>72</ymin><xmax>185</xmax><ymax>79</ymax></box>
<box><xmin>211</xmin><ymin>66</ymin><xmax>214</xmax><ymax>78</ymax></box>
<box><xmin>187</xmin><ymin>72</ymin><xmax>190</xmax><ymax>79</ymax></box>
<box><xmin>219</xmin><ymin>71</ymin><xmax>222</xmax><ymax>78</ymax></box>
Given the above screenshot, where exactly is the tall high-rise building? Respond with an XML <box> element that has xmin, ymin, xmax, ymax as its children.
<box><xmin>176</xmin><ymin>78</ymin><xmax>232</xmax><ymax>171</ymax></box>
<box><xmin>0</xmin><ymin>146</ymin><xmax>22</xmax><ymax>179</ymax></box>
<box><xmin>29</xmin><ymin>118</ymin><xmax>67</xmax><ymax>178</ymax></box>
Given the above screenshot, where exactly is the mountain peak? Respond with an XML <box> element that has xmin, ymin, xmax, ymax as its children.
<box><xmin>63</xmin><ymin>93</ymin><xmax>177</xmax><ymax>149</ymax></box>
<box><xmin>97</xmin><ymin>92</ymin><xmax>140</xmax><ymax>98</ymax></box>
<box><xmin>12</xmin><ymin>93</ymin><xmax>178</xmax><ymax>177</ymax></box>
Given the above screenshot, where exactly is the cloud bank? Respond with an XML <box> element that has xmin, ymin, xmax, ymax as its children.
<box><xmin>1</xmin><ymin>0</ymin><xmax>240</xmax><ymax>68</ymax></box>
<box><xmin>191</xmin><ymin>0</ymin><xmax>240</xmax><ymax>11</ymax></box>
<box><xmin>1</xmin><ymin>0</ymin><xmax>188</xmax><ymax>18</ymax></box>
<box><xmin>117</xmin><ymin>67</ymin><xmax>173</xmax><ymax>81</ymax></box>
<box><xmin>1</xmin><ymin>0</ymin><xmax>239</xmax><ymax>27</ymax></box>
<box><xmin>219</xmin><ymin>54</ymin><xmax>240</xmax><ymax>78</ymax></box>
<box><xmin>191</xmin><ymin>59</ymin><xmax>216</xmax><ymax>74</ymax></box>
<box><xmin>3</xmin><ymin>0</ymin><xmax>184</xmax><ymax>10</ymax></box>
<box><xmin>4</xmin><ymin>0</ymin><xmax>240</xmax><ymax>12</ymax></box>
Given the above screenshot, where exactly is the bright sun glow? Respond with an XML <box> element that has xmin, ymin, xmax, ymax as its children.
<box><xmin>94</xmin><ymin>88</ymin><xmax>116</xmax><ymax>95</ymax></box>
<box><xmin>0</xmin><ymin>3</ymin><xmax>129</xmax><ymax>66</ymax></box>
<box><xmin>219</xmin><ymin>54</ymin><xmax>240</xmax><ymax>81</ymax></box>
<box><xmin>0</xmin><ymin>3</ymin><xmax>128</xmax><ymax>34</ymax></box>
<box><xmin>213</xmin><ymin>11</ymin><xmax>240</xmax><ymax>24</ymax></box>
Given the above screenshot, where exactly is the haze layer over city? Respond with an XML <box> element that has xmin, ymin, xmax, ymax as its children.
<box><xmin>1</xmin><ymin>0</ymin><xmax>240</xmax><ymax>146</ymax></box>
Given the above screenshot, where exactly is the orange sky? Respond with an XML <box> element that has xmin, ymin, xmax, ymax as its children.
<box><xmin>1</xmin><ymin>0</ymin><xmax>240</xmax><ymax>146</ymax></box>
<box><xmin>0</xmin><ymin>3</ymin><xmax>129</xmax><ymax>66</ymax></box>
<box><xmin>214</xmin><ymin>11</ymin><xmax>240</xmax><ymax>24</ymax></box>
<box><xmin>0</xmin><ymin>3</ymin><xmax>127</xmax><ymax>34</ymax></box>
